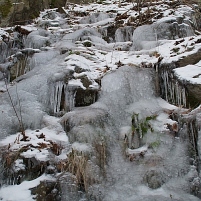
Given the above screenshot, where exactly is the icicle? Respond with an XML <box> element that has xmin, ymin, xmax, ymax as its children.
<box><xmin>171</xmin><ymin>80</ymin><xmax>175</xmax><ymax>104</ymax></box>
<box><xmin>160</xmin><ymin>69</ymin><xmax>187</xmax><ymax>108</ymax></box>
<box><xmin>162</xmin><ymin>70</ymin><xmax>168</xmax><ymax>101</ymax></box>
<box><xmin>182</xmin><ymin>88</ymin><xmax>186</xmax><ymax>107</ymax></box>
<box><xmin>66</xmin><ymin>89</ymin><xmax>75</xmax><ymax>111</ymax></box>
<box><xmin>50</xmin><ymin>81</ymin><xmax>77</xmax><ymax>116</ymax></box>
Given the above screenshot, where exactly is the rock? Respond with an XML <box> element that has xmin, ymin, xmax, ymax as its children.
<box><xmin>132</xmin><ymin>21</ymin><xmax>194</xmax><ymax>50</ymax></box>
<box><xmin>75</xmin><ymin>88</ymin><xmax>98</xmax><ymax>107</ymax></box>
<box><xmin>0</xmin><ymin>149</ymin><xmax>50</xmax><ymax>185</ymax></box>
<box><xmin>30</xmin><ymin>180</ymin><xmax>60</xmax><ymax>201</ymax></box>
<box><xmin>58</xmin><ymin>173</ymin><xmax>80</xmax><ymax>201</ymax></box>
<box><xmin>60</xmin><ymin>107</ymin><xmax>109</xmax><ymax>143</ymax></box>
<box><xmin>14</xmin><ymin>26</ymin><xmax>31</xmax><ymax>35</ymax></box>
<box><xmin>176</xmin><ymin>48</ymin><xmax>201</xmax><ymax>67</ymax></box>
<box><xmin>115</xmin><ymin>26</ymin><xmax>134</xmax><ymax>42</ymax></box>
<box><xmin>74</xmin><ymin>66</ymin><xmax>88</xmax><ymax>74</ymax></box>
<box><xmin>22</xmin><ymin>157</ymin><xmax>49</xmax><ymax>180</ymax></box>
<box><xmin>104</xmin><ymin>24</ymin><xmax>119</xmax><ymax>42</ymax></box>
<box><xmin>25</xmin><ymin>30</ymin><xmax>50</xmax><ymax>49</ymax></box>
<box><xmin>190</xmin><ymin>177</ymin><xmax>201</xmax><ymax>198</ymax></box>
<box><xmin>158</xmin><ymin>62</ymin><xmax>201</xmax><ymax>108</ymax></box>
<box><xmin>143</xmin><ymin>169</ymin><xmax>166</xmax><ymax>189</ymax></box>
<box><xmin>79</xmin><ymin>12</ymin><xmax>115</xmax><ymax>24</ymax></box>
<box><xmin>0</xmin><ymin>0</ymin><xmax>66</xmax><ymax>27</ymax></box>
<box><xmin>185</xmin><ymin>84</ymin><xmax>201</xmax><ymax>107</ymax></box>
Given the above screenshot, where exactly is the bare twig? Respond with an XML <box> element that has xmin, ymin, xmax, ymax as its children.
<box><xmin>3</xmin><ymin>74</ymin><xmax>26</xmax><ymax>140</ymax></box>
<box><xmin>15</xmin><ymin>84</ymin><xmax>24</xmax><ymax>133</ymax></box>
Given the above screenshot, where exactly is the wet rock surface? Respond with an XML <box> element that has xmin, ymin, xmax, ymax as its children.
<box><xmin>143</xmin><ymin>169</ymin><xmax>166</xmax><ymax>189</ymax></box>
<box><xmin>0</xmin><ymin>0</ymin><xmax>66</xmax><ymax>27</ymax></box>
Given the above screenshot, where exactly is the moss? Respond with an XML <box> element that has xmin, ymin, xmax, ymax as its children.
<box><xmin>83</xmin><ymin>41</ymin><xmax>92</xmax><ymax>47</ymax></box>
<box><xmin>149</xmin><ymin>140</ymin><xmax>160</xmax><ymax>149</ymax></box>
<box><xmin>172</xmin><ymin>47</ymin><xmax>180</xmax><ymax>53</ymax></box>
<box><xmin>68</xmin><ymin>50</ymin><xmax>80</xmax><ymax>55</ymax></box>
<box><xmin>74</xmin><ymin>51</ymin><xmax>80</xmax><ymax>55</ymax></box>
<box><xmin>0</xmin><ymin>0</ymin><xmax>12</xmax><ymax>18</ymax></box>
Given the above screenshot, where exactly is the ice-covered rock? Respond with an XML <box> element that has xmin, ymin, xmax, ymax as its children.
<box><xmin>60</xmin><ymin>106</ymin><xmax>109</xmax><ymax>143</ymax></box>
<box><xmin>132</xmin><ymin>21</ymin><xmax>194</xmax><ymax>50</ymax></box>
<box><xmin>79</xmin><ymin>12</ymin><xmax>115</xmax><ymax>24</ymax></box>
<box><xmin>143</xmin><ymin>169</ymin><xmax>166</xmax><ymax>189</ymax></box>
<box><xmin>25</xmin><ymin>30</ymin><xmax>50</xmax><ymax>49</ymax></box>
<box><xmin>115</xmin><ymin>26</ymin><xmax>134</xmax><ymax>42</ymax></box>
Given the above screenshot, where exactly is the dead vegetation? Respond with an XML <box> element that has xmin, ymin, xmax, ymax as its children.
<box><xmin>65</xmin><ymin>149</ymin><xmax>95</xmax><ymax>191</ymax></box>
<box><xmin>56</xmin><ymin>150</ymin><xmax>96</xmax><ymax>193</ymax></box>
<box><xmin>57</xmin><ymin>137</ymin><xmax>108</xmax><ymax>192</ymax></box>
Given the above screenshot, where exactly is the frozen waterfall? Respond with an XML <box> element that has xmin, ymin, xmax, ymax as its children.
<box><xmin>60</xmin><ymin>66</ymin><xmax>200</xmax><ymax>201</ymax></box>
<box><xmin>0</xmin><ymin>3</ymin><xmax>201</xmax><ymax>200</ymax></box>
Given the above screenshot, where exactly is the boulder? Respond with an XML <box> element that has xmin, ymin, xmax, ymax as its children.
<box><xmin>75</xmin><ymin>88</ymin><xmax>98</xmax><ymax>107</ymax></box>
<box><xmin>143</xmin><ymin>169</ymin><xmax>166</xmax><ymax>189</ymax></box>
<box><xmin>79</xmin><ymin>12</ymin><xmax>115</xmax><ymax>24</ymax></box>
<box><xmin>115</xmin><ymin>26</ymin><xmax>134</xmax><ymax>42</ymax></box>
<box><xmin>132</xmin><ymin>21</ymin><xmax>194</xmax><ymax>50</ymax></box>
<box><xmin>0</xmin><ymin>0</ymin><xmax>66</xmax><ymax>27</ymax></box>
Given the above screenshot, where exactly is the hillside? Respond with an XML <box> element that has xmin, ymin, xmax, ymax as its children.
<box><xmin>0</xmin><ymin>0</ymin><xmax>201</xmax><ymax>200</ymax></box>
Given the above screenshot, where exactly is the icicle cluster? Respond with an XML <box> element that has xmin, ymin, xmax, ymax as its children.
<box><xmin>49</xmin><ymin>81</ymin><xmax>75</xmax><ymax>116</ymax></box>
<box><xmin>161</xmin><ymin>70</ymin><xmax>186</xmax><ymax>107</ymax></box>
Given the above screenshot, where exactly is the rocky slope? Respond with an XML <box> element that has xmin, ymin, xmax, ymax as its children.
<box><xmin>0</xmin><ymin>0</ymin><xmax>201</xmax><ymax>200</ymax></box>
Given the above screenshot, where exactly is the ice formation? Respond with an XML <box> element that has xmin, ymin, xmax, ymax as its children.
<box><xmin>0</xmin><ymin>1</ymin><xmax>201</xmax><ymax>201</ymax></box>
<box><xmin>161</xmin><ymin>69</ymin><xmax>187</xmax><ymax>107</ymax></box>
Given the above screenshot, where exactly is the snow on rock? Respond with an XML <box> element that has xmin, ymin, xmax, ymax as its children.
<box><xmin>72</xmin><ymin>142</ymin><xmax>92</xmax><ymax>153</ymax></box>
<box><xmin>25</xmin><ymin>30</ymin><xmax>50</xmax><ymax>49</ymax></box>
<box><xmin>0</xmin><ymin>174</ymin><xmax>55</xmax><ymax>201</ymax></box>
<box><xmin>126</xmin><ymin>144</ymin><xmax>148</xmax><ymax>156</ymax></box>
<box><xmin>36</xmin><ymin>9</ymin><xmax>67</xmax><ymax>29</ymax></box>
<box><xmin>0</xmin><ymin>121</ymin><xmax>68</xmax><ymax>162</ymax></box>
<box><xmin>131</xmin><ymin>3</ymin><xmax>197</xmax><ymax>51</ymax></box>
<box><xmin>174</xmin><ymin>60</ymin><xmax>201</xmax><ymax>84</ymax></box>
<box><xmin>79</xmin><ymin>12</ymin><xmax>115</xmax><ymax>24</ymax></box>
<box><xmin>14</xmin><ymin>159</ymin><xmax>26</xmax><ymax>172</ymax></box>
